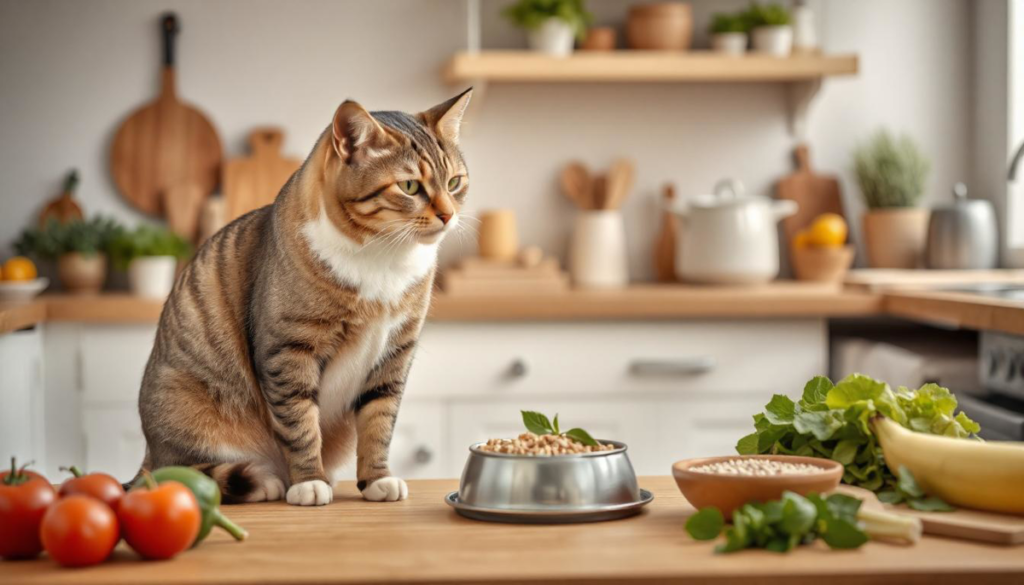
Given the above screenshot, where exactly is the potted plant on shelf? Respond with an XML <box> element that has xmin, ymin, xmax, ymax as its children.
<box><xmin>709</xmin><ymin>12</ymin><xmax>748</xmax><ymax>56</ymax></box>
<box><xmin>746</xmin><ymin>2</ymin><xmax>792</xmax><ymax>57</ymax></box>
<box><xmin>14</xmin><ymin>217</ymin><xmax>122</xmax><ymax>294</ymax></box>
<box><xmin>853</xmin><ymin>129</ymin><xmax>931</xmax><ymax>269</ymax></box>
<box><xmin>503</xmin><ymin>0</ymin><xmax>591</xmax><ymax>57</ymax></box>
<box><xmin>109</xmin><ymin>225</ymin><xmax>191</xmax><ymax>299</ymax></box>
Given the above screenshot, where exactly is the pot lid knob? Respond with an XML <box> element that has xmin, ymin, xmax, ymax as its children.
<box><xmin>713</xmin><ymin>178</ymin><xmax>745</xmax><ymax>200</ymax></box>
<box><xmin>952</xmin><ymin>182</ymin><xmax>968</xmax><ymax>202</ymax></box>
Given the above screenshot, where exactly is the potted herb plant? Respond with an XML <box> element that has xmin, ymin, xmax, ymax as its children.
<box><xmin>502</xmin><ymin>0</ymin><xmax>591</xmax><ymax>57</ymax></box>
<box><xmin>109</xmin><ymin>225</ymin><xmax>191</xmax><ymax>299</ymax></box>
<box><xmin>709</xmin><ymin>12</ymin><xmax>748</xmax><ymax>56</ymax></box>
<box><xmin>746</xmin><ymin>2</ymin><xmax>792</xmax><ymax>57</ymax></box>
<box><xmin>14</xmin><ymin>217</ymin><xmax>122</xmax><ymax>294</ymax></box>
<box><xmin>853</xmin><ymin>130</ymin><xmax>931</xmax><ymax>268</ymax></box>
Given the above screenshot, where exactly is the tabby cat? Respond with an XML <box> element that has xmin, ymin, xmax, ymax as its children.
<box><xmin>136</xmin><ymin>90</ymin><xmax>472</xmax><ymax>506</ymax></box>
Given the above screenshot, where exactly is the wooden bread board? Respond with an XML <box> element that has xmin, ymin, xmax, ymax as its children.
<box><xmin>223</xmin><ymin>128</ymin><xmax>301</xmax><ymax>222</ymax></box>
<box><xmin>844</xmin><ymin>269</ymin><xmax>1024</xmax><ymax>291</ymax></box>
<box><xmin>776</xmin><ymin>144</ymin><xmax>845</xmax><ymax>245</ymax></box>
<box><xmin>838</xmin><ymin>485</ymin><xmax>1024</xmax><ymax>545</ymax></box>
<box><xmin>443</xmin><ymin>272</ymin><xmax>570</xmax><ymax>295</ymax></box>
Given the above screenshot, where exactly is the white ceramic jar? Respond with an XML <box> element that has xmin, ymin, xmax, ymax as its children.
<box><xmin>670</xmin><ymin>180</ymin><xmax>797</xmax><ymax>284</ymax></box>
<box><xmin>527</xmin><ymin>18</ymin><xmax>575</xmax><ymax>57</ymax></box>
<box><xmin>711</xmin><ymin>32</ymin><xmax>747</xmax><ymax>56</ymax></box>
<box><xmin>569</xmin><ymin>210</ymin><xmax>628</xmax><ymax>288</ymax></box>
<box><xmin>128</xmin><ymin>256</ymin><xmax>178</xmax><ymax>299</ymax></box>
<box><xmin>751</xmin><ymin>25</ymin><xmax>793</xmax><ymax>57</ymax></box>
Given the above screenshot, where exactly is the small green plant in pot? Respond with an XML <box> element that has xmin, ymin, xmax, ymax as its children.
<box><xmin>853</xmin><ymin>129</ymin><xmax>931</xmax><ymax>268</ymax></box>
<box><xmin>709</xmin><ymin>12</ymin><xmax>749</xmax><ymax>56</ymax></box>
<box><xmin>746</xmin><ymin>3</ymin><xmax>792</xmax><ymax>56</ymax></box>
<box><xmin>503</xmin><ymin>0</ymin><xmax>591</xmax><ymax>57</ymax></box>
<box><xmin>14</xmin><ymin>217</ymin><xmax>123</xmax><ymax>294</ymax></box>
<box><xmin>109</xmin><ymin>225</ymin><xmax>191</xmax><ymax>300</ymax></box>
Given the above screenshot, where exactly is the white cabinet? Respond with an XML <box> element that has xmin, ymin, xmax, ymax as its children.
<box><xmin>0</xmin><ymin>328</ymin><xmax>45</xmax><ymax>468</ymax></box>
<box><xmin>82</xmin><ymin>404</ymin><xmax>146</xmax><ymax>481</ymax></box>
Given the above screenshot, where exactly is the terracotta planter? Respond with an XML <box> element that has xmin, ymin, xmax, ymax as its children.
<box><xmin>580</xmin><ymin>27</ymin><xmax>616</xmax><ymax>51</ymax></box>
<box><xmin>57</xmin><ymin>252</ymin><xmax>107</xmax><ymax>294</ymax></box>
<box><xmin>862</xmin><ymin>208</ymin><xmax>931</xmax><ymax>269</ymax></box>
<box><xmin>627</xmin><ymin>3</ymin><xmax>693</xmax><ymax>51</ymax></box>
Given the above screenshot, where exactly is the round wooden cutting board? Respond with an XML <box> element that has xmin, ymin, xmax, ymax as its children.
<box><xmin>110</xmin><ymin>13</ymin><xmax>221</xmax><ymax>216</ymax></box>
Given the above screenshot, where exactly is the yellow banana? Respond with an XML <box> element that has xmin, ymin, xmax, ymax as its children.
<box><xmin>872</xmin><ymin>416</ymin><xmax>1024</xmax><ymax>515</ymax></box>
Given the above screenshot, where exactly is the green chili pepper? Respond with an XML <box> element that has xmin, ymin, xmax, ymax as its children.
<box><xmin>133</xmin><ymin>466</ymin><xmax>247</xmax><ymax>544</ymax></box>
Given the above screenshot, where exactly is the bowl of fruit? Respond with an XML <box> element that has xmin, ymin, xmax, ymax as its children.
<box><xmin>0</xmin><ymin>256</ymin><xmax>48</xmax><ymax>303</ymax></box>
<box><xmin>791</xmin><ymin>213</ymin><xmax>855</xmax><ymax>283</ymax></box>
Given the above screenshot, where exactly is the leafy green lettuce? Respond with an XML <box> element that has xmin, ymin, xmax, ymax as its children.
<box><xmin>737</xmin><ymin>374</ymin><xmax>980</xmax><ymax>493</ymax></box>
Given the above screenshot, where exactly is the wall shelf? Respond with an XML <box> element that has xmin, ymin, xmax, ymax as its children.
<box><xmin>443</xmin><ymin>51</ymin><xmax>858</xmax><ymax>137</ymax></box>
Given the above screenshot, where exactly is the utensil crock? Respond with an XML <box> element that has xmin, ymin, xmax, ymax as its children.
<box><xmin>569</xmin><ymin>210</ymin><xmax>628</xmax><ymax>288</ymax></box>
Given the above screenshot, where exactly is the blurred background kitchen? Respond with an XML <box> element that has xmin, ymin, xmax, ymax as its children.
<box><xmin>1</xmin><ymin>0</ymin><xmax>1023</xmax><ymax>483</ymax></box>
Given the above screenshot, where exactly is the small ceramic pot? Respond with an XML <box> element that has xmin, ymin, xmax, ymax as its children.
<box><xmin>569</xmin><ymin>210</ymin><xmax>628</xmax><ymax>288</ymax></box>
<box><xmin>711</xmin><ymin>32</ymin><xmax>747</xmax><ymax>56</ymax></box>
<box><xmin>580</xmin><ymin>26</ymin><xmax>616</xmax><ymax>51</ymax></box>
<box><xmin>863</xmin><ymin>208</ymin><xmax>931</xmax><ymax>269</ymax></box>
<box><xmin>527</xmin><ymin>18</ymin><xmax>575</xmax><ymax>57</ymax></box>
<box><xmin>128</xmin><ymin>256</ymin><xmax>178</xmax><ymax>299</ymax></box>
<box><xmin>626</xmin><ymin>3</ymin><xmax>693</xmax><ymax>51</ymax></box>
<box><xmin>751</xmin><ymin>25</ymin><xmax>793</xmax><ymax>57</ymax></box>
<box><xmin>57</xmin><ymin>252</ymin><xmax>107</xmax><ymax>294</ymax></box>
<box><xmin>478</xmin><ymin>210</ymin><xmax>519</xmax><ymax>262</ymax></box>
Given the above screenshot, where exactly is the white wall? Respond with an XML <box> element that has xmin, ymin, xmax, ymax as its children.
<box><xmin>0</xmin><ymin>0</ymin><xmax>978</xmax><ymax>279</ymax></box>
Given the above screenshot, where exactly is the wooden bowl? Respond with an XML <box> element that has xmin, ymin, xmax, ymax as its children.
<box><xmin>791</xmin><ymin>245</ymin><xmax>855</xmax><ymax>283</ymax></box>
<box><xmin>672</xmin><ymin>455</ymin><xmax>843</xmax><ymax>520</ymax></box>
<box><xmin>581</xmin><ymin>27</ymin><xmax>616</xmax><ymax>51</ymax></box>
<box><xmin>626</xmin><ymin>3</ymin><xmax>693</xmax><ymax>51</ymax></box>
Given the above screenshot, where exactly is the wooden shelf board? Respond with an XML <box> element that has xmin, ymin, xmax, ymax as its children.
<box><xmin>445</xmin><ymin>51</ymin><xmax>859</xmax><ymax>83</ymax></box>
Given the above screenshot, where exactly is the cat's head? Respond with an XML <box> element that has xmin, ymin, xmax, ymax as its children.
<box><xmin>318</xmin><ymin>89</ymin><xmax>472</xmax><ymax>246</ymax></box>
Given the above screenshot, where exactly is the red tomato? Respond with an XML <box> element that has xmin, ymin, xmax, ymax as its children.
<box><xmin>41</xmin><ymin>495</ymin><xmax>119</xmax><ymax>567</ymax></box>
<box><xmin>58</xmin><ymin>466</ymin><xmax>125</xmax><ymax>511</ymax></box>
<box><xmin>118</xmin><ymin>480</ymin><xmax>200</xmax><ymax>560</ymax></box>
<box><xmin>0</xmin><ymin>458</ymin><xmax>57</xmax><ymax>559</ymax></box>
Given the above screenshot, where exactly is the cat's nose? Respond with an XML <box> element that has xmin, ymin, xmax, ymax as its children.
<box><xmin>436</xmin><ymin>212</ymin><xmax>452</xmax><ymax>225</ymax></box>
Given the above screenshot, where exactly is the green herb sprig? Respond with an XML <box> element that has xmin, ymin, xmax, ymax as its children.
<box><xmin>878</xmin><ymin>465</ymin><xmax>955</xmax><ymax>512</ymax></box>
<box><xmin>686</xmin><ymin>491</ymin><xmax>869</xmax><ymax>553</ymax></box>
<box><xmin>521</xmin><ymin>410</ymin><xmax>598</xmax><ymax>446</ymax></box>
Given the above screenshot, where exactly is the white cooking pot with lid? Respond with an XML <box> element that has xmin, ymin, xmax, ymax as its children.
<box><xmin>670</xmin><ymin>179</ymin><xmax>798</xmax><ymax>284</ymax></box>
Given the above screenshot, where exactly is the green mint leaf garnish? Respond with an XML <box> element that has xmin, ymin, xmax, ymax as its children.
<box><xmin>685</xmin><ymin>507</ymin><xmax>724</xmax><ymax>541</ymax></box>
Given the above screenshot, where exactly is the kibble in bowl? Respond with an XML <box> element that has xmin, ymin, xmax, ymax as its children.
<box><xmin>478</xmin><ymin>433</ymin><xmax>618</xmax><ymax>456</ymax></box>
<box><xmin>672</xmin><ymin>454</ymin><xmax>843</xmax><ymax>520</ymax></box>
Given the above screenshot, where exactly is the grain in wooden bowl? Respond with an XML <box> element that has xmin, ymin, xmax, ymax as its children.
<box><xmin>672</xmin><ymin>454</ymin><xmax>843</xmax><ymax>520</ymax></box>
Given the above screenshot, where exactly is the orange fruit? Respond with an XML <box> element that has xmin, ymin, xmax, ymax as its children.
<box><xmin>792</xmin><ymin>230</ymin><xmax>813</xmax><ymax>250</ymax></box>
<box><xmin>3</xmin><ymin>257</ymin><xmax>38</xmax><ymax>281</ymax></box>
<box><xmin>807</xmin><ymin>213</ymin><xmax>848</xmax><ymax>247</ymax></box>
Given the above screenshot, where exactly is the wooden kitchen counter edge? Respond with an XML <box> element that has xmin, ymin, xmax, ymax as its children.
<box><xmin>3</xmin><ymin>477</ymin><xmax>1022</xmax><ymax>585</ymax></box>
<box><xmin>0</xmin><ymin>283</ymin><xmax>884</xmax><ymax>333</ymax></box>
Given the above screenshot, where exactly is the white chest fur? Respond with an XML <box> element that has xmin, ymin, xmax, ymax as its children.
<box><xmin>302</xmin><ymin>208</ymin><xmax>438</xmax><ymax>304</ymax></box>
<box><xmin>317</xmin><ymin>313</ymin><xmax>405</xmax><ymax>420</ymax></box>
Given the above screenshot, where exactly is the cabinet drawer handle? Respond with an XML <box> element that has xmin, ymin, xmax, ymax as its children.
<box><xmin>508</xmin><ymin>359</ymin><xmax>528</xmax><ymax>378</ymax></box>
<box><xmin>414</xmin><ymin>446</ymin><xmax>433</xmax><ymax>465</ymax></box>
<box><xmin>629</xmin><ymin>357</ymin><xmax>716</xmax><ymax>377</ymax></box>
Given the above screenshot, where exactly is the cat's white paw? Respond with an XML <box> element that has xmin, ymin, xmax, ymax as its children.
<box><xmin>247</xmin><ymin>476</ymin><xmax>286</xmax><ymax>502</ymax></box>
<box><xmin>286</xmin><ymin>479</ymin><xmax>333</xmax><ymax>506</ymax></box>
<box><xmin>361</xmin><ymin>477</ymin><xmax>409</xmax><ymax>502</ymax></box>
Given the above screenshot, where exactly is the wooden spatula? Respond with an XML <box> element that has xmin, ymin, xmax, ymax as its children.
<box><xmin>603</xmin><ymin>158</ymin><xmax>635</xmax><ymax>210</ymax></box>
<box><xmin>560</xmin><ymin>162</ymin><xmax>593</xmax><ymax>210</ymax></box>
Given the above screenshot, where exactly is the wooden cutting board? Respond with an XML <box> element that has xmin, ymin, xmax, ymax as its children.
<box><xmin>223</xmin><ymin>128</ymin><xmax>301</xmax><ymax>222</ymax></box>
<box><xmin>839</xmin><ymin>485</ymin><xmax>1024</xmax><ymax>545</ymax></box>
<box><xmin>776</xmin><ymin>144</ymin><xmax>845</xmax><ymax>244</ymax></box>
<box><xmin>110</xmin><ymin>13</ymin><xmax>222</xmax><ymax>217</ymax></box>
<box><xmin>844</xmin><ymin>269</ymin><xmax>1024</xmax><ymax>291</ymax></box>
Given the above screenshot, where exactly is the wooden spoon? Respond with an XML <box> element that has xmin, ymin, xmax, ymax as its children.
<box><xmin>560</xmin><ymin>162</ymin><xmax>592</xmax><ymax>210</ymax></box>
<box><xmin>603</xmin><ymin>159</ymin><xmax>635</xmax><ymax>210</ymax></box>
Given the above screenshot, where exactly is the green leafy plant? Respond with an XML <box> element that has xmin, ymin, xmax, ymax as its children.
<box><xmin>744</xmin><ymin>2</ymin><xmax>791</xmax><ymax>27</ymax></box>
<box><xmin>737</xmin><ymin>375</ymin><xmax>978</xmax><ymax>497</ymax></box>
<box><xmin>878</xmin><ymin>465</ymin><xmax>956</xmax><ymax>512</ymax></box>
<box><xmin>853</xmin><ymin>129</ymin><xmax>930</xmax><ymax>209</ymax></box>
<box><xmin>108</xmin><ymin>225</ymin><xmax>192</xmax><ymax>271</ymax></box>
<box><xmin>13</xmin><ymin>217</ymin><xmax>123</xmax><ymax>259</ymax></box>
<box><xmin>502</xmin><ymin>0</ymin><xmax>592</xmax><ymax>41</ymax></box>
<box><xmin>709</xmin><ymin>12</ymin><xmax>749</xmax><ymax>34</ymax></box>
<box><xmin>521</xmin><ymin>410</ymin><xmax>598</xmax><ymax>446</ymax></box>
<box><xmin>686</xmin><ymin>491</ymin><xmax>868</xmax><ymax>553</ymax></box>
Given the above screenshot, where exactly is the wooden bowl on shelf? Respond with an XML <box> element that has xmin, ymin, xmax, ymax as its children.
<box><xmin>626</xmin><ymin>2</ymin><xmax>693</xmax><ymax>51</ymax></box>
<box><xmin>791</xmin><ymin>245</ymin><xmax>855</xmax><ymax>283</ymax></box>
<box><xmin>672</xmin><ymin>455</ymin><xmax>843</xmax><ymax>520</ymax></box>
<box><xmin>581</xmin><ymin>27</ymin><xmax>616</xmax><ymax>51</ymax></box>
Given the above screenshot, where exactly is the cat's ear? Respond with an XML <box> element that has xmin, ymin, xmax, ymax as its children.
<box><xmin>331</xmin><ymin>100</ymin><xmax>391</xmax><ymax>165</ymax></box>
<box><xmin>420</xmin><ymin>87</ymin><xmax>473</xmax><ymax>144</ymax></box>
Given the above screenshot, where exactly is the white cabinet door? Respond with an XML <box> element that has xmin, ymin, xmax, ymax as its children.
<box><xmin>0</xmin><ymin>328</ymin><xmax>45</xmax><ymax>468</ymax></box>
<box><xmin>654</xmin><ymin>396</ymin><xmax>770</xmax><ymax>471</ymax></box>
<box><xmin>83</xmin><ymin>404</ymin><xmax>146</xmax><ymax>483</ymax></box>
<box><xmin>80</xmin><ymin>325</ymin><xmax>157</xmax><ymax>404</ymax></box>
<box><xmin>447</xmin><ymin>399</ymin><xmax>662</xmax><ymax>476</ymax></box>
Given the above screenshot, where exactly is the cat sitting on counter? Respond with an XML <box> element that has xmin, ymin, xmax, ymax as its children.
<box><xmin>132</xmin><ymin>89</ymin><xmax>473</xmax><ymax>506</ymax></box>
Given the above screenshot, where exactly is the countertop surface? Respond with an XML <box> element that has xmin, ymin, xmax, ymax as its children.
<box><xmin>3</xmin><ymin>477</ymin><xmax>1022</xmax><ymax>585</ymax></box>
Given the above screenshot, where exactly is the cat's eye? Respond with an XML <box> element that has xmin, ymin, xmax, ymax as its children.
<box><xmin>397</xmin><ymin>180</ymin><xmax>421</xmax><ymax>196</ymax></box>
<box><xmin>447</xmin><ymin>176</ymin><xmax>462</xmax><ymax>191</ymax></box>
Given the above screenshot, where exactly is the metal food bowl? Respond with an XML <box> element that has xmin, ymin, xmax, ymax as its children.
<box><xmin>446</xmin><ymin>440</ymin><xmax>653</xmax><ymax>524</ymax></box>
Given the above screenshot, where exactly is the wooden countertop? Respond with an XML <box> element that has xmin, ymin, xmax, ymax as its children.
<box><xmin>885</xmin><ymin>289</ymin><xmax>1024</xmax><ymax>336</ymax></box>
<box><xmin>0</xmin><ymin>283</ymin><xmax>883</xmax><ymax>334</ymax></box>
<box><xmin>3</xmin><ymin>477</ymin><xmax>1022</xmax><ymax>585</ymax></box>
